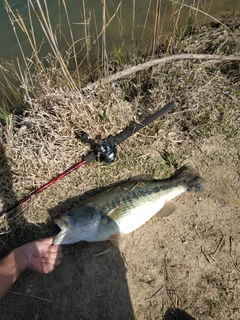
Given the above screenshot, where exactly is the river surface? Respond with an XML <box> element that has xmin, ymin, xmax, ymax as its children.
<box><xmin>0</xmin><ymin>0</ymin><xmax>240</xmax><ymax>61</ymax></box>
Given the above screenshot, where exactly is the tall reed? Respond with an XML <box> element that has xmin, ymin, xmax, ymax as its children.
<box><xmin>1</xmin><ymin>0</ymin><xmax>222</xmax><ymax>104</ymax></box>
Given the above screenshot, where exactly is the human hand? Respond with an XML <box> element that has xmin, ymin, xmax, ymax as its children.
<box><xmin>17</xmin><ymin>237</ymin><xmax>62</xmax><ymax>274</ymax></box>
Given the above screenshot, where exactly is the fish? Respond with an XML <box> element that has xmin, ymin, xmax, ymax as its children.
<box><xmin>53</xmin><ymin>167</ymin><xmax>204</xmax><ymax>247</ymax></box>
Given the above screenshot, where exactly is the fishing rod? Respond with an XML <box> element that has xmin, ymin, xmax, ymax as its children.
<box><xmin>0</xmin><ymin>101</ymin><xmax>176</xmax><ymax>217</ymax></box>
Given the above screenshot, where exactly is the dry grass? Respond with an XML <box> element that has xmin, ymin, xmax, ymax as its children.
<box><xmin>0</xmin><ymin>1</ymin><xmax>240</xmax><ymax>319</ymax></box>
<box><xmin>0</xmin><ymin>15</ymin><xmax>239</xmax><ymax>237</ymax></box>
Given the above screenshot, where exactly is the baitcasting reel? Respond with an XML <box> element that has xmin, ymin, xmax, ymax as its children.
<box><xmin>81</xmin><ymin>132</ymin><xmax>117</xmax><ymax>164</ymax></box>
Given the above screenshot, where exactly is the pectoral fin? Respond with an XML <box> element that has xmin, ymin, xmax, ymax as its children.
<box><xmin>86</xmin><ymin>202</ymin><xmax>99</xmax><ymax>209</ymax></box>
<box><xmin>155</xmin><ymin>201</ymin><xmax>176</xmax><ymax>217</ymax></box>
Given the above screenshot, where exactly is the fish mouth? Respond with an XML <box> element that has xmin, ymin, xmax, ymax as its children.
<box><xmin>52</xmin><ymin>221</ymin><xmax>61</xmax><ymax>233</ymax></box>
<box><xmin>52</xmin><ymin>218</ymin><xmax>72</xmax><ymax>244</ymax></box>
<box><xmin>52</xmin><ymin>212</ymin><xmax>103</xmax><ymax>245</ymax></box>
<box><xmin>53</xmin><ymin>227</ymin><xmax>78</xmax><ymax>245</ymax></box>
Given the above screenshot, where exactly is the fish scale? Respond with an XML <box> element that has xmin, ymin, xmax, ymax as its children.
<box><xmin>107</xmin><ymin>181</ymin><xmax>187</xmax><ymax>234</ymax></box>
<box><xmin>53</xmin><ymin>168</ymin><xmax>204</xmax><ymax>246</ymax></box>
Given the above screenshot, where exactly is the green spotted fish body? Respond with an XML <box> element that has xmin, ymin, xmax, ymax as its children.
<box><xmin>53</xmin><ymin>168</ymin><xmax>204</xmax><ymax>247</ymax></box>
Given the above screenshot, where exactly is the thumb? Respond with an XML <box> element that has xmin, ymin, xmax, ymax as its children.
<box><xmin>40</xmin><ymin>236</ymin><xmax>54</xmax><ymax>245</ymax></box>
<box><xmin>28</xmin><ymin>256</ymin><xmax>44</xmax><ymax>273</ymax></box>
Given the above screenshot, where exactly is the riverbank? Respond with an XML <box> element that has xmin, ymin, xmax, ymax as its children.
<box><xmin>0</xmin><ymin>15</ymin><xmax>240</xmax><ymax>319</ymax></box>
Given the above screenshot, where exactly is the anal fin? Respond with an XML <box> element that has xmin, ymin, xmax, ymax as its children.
<box><xmin>109</xmin><ymin>232</ymin><xmax>125</xmax><ymax>249</ymax></box>
<box><xmin>155</xmin><ymin>201</ymin><xmax>176</xmax><ymax>218</ymax></box>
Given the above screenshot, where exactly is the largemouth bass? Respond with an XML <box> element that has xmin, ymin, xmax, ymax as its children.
<box><xmin>53</xmin><ymin>167</ymin><xmax>204</xmax><ymax>247</ymax></box>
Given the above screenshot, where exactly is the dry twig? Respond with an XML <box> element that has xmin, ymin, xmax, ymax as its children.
<box><xmin>84</xmin><ymin>53</ymin><xmax>240</xmax><ymax>90</ymax></box>
<box><xmin>8</xmin><ymin>290</ymin><xmax>53</xmax><ymax>303</ymax></box>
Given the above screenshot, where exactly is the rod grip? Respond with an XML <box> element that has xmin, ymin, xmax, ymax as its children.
<box><xmin>83</xmin><ymin>101</ymin><xmax>176</xmax><ymax>163</ymax></box>
<box><xmin>114</xmin><ymin>101</ymin><xmax>176</xmax><ymax>145</ymax></box>
<box><xmin>84</xmin><ymin>151</ymin><xmax>97</xmax><ymax>164</ymax></box>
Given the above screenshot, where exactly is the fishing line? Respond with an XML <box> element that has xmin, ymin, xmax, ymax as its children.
<box><xmin>0</xmin><ymin>101</ymin><xmax>176</xmax><ymax>217</ymax></box>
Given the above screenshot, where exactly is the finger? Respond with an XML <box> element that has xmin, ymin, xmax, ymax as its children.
<box><xmin>42</xmin><ymin>256</ymin><xmax>62</xmax><ymax>266</ymax></box>
<box><xmin>48</xmin><ymin>245</ymin><xmax>62</xmax><ymax>253</ymax></box>
<box><xmin>43</xmin><ymin>247</ymin><xmax>62</xmax><ymax>258</ymax></box>
<box><xmin>43</xmin><ymin>251</ymin><xmax>62</xmax><ymax>259</ymax></box>
<box><xmin>42</xmin><ymin>262</ymin><xmax>56</xmax><ymax>274</ymax></box>
<box><xmin>42</xmin><ymin>259</ymin><xmax>61</xmax><ymax>273</ymax></box>
<box><xmin>39</xmin><ymin>236</ymin><xmax>54</xmax><ymax>246</ymax></box>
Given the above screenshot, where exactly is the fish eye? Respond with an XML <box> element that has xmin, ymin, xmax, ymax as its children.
<box><xmin>68</xmin><ymin>211</ymin><xmax>74</xmax><ymax>216</ymax></box>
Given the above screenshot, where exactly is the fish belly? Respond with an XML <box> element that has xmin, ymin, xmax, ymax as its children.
<box><xmin>116</xmin><ymin>185</ymin><xmax>186</xmax><ymax>234</ymax></box>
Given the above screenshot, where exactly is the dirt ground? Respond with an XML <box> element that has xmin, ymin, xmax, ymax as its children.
<box><xmin>0</xmin><ymin>16</ymin><xmax>240</xmax><ymax>320</ymax></box>
<box><xmin>0</xmin><ymin>134</ymin><xmax>239</xmax><ymax>320</ymax></box>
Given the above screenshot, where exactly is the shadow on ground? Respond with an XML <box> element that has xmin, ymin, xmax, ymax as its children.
<box><xmin>1</xmin><ymin>241</ymin><xmax>135</xmax><ymax>320</ymax></box>
<box><xmin>163</xmin><ymin>308</ymin><xmax>196</xmax><ymax>320</ymax></box>
<box><xmin>0</xmin><ymin>141</ymin><xmax>53</xmax><ymax>255</ymax></box>
<box><xmin>0</xmin><ymin>142</ymin><xmax>135</xmax><ymax>319</ymax></box>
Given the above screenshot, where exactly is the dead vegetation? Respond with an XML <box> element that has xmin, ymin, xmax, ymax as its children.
<box><xmin>0</xmin><ymin>2</ymin><xmax>240</xmax><ymax>319</ymax></box>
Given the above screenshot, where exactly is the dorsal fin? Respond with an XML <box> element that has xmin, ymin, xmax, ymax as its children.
<box><xmin>131</xmin><ymin>174</ymin><xmax>154</xmax><ymax>181</ymax></box>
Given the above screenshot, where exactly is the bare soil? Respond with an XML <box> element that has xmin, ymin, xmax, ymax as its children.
<box><xmin>1</xmin><ymin>135</ymin><xmax>239</xmax><ymax>320</ymax></box>
<box><xmin>0</xmin><ymin>17</ymin><xmax>240</xmax><ymax>320</ymax></box>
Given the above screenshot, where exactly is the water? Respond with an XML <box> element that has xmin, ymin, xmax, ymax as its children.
<box><xmin>1</xmin><ymin>0</ymin><xmax>240</xmax><ymax>61</ymax></box>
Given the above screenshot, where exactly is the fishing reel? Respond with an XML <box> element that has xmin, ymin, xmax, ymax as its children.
<box><xmin>81</xmin><ymin>132</ymin><xmax>117</xmax><ymax>164</ymax></box>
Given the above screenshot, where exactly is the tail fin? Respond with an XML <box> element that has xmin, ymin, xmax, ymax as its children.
<box><xmin>176</xmin><ymin>166</ymin><xmax>205</xmax><ymax>192</ymax></box>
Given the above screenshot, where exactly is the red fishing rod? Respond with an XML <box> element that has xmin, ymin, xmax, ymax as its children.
<box><xmin>0</xmin><ymin>101</ymin><xmax>176</xmax><ymax>217</ymax></box>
